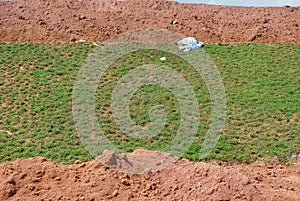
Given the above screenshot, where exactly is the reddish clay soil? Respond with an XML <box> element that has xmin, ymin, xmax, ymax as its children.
<box><xmin>0</xmin><ymin>0</ymin><xmax>300</xmax><ymax>44</ymax></box>
<box><xmin>0</xmin><ymin>154</ymin><xmax>299</xmax><ymax>201</ymax></box>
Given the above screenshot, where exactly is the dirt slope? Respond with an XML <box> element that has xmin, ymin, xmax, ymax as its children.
<box><xmin>0</xmin><ymin>156</ymin><xmax>299</xmax><ymax>201</ymax></box>
<box><xmin>0</xmin><ymin>0</ymin><xmax>300</xmax><ymax>44</ymax></box>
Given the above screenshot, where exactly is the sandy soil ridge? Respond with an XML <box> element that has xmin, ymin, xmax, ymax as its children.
<box><xmin>0</xmin><ymin>0</ymin><xmax>299</xmax><ymax>43</ymax></box>
<box><xmin>0</xmin><ymin>154</ymin><xmax>299</xmax><ymax>201</ymax></box>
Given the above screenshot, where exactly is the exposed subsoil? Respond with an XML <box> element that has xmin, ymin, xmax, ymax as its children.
<box><xmin>0</xmin><ymin>152</ymin><xmax>299</xmax><ymax>201</ymax></box>
<box><xmin>0</xmin><ymin>0</ymin><xmax>299</xmax><ymax>200</ymax></box>
<box><xmin>0</xmin><ymin>0</ymin><xmax>300</xmax><ymax>44</ymax></box>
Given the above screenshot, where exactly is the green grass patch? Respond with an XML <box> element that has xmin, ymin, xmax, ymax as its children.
<box><xmin>0</xmin><ymin>42</ymin><xmax>299</xmax><ymax>164</ymax></box>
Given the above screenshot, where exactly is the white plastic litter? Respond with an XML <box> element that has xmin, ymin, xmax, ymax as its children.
<box><xmin>76</xmin><ymin>39</ymin><xmax>86</xmax><ymax>43</ymax></box>
<box><xmin>160</xmin><ymin>57</ymin><xmax>166</xmax><ymax>61</ymax></box>
<box><xmin>177</xmin><ymin>37</ymin><xmax>204</xmax><ymax>52</ymax></box>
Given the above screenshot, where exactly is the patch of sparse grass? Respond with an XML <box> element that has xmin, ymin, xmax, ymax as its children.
<box><xmin>0</xmin><ymin>42</ymin><xmax>94</xmax><ymax>164</ymax></box>
<box><xmin>0</xmin><ymin>42</ymin><xmax>299</xmax><ymax>164</ymax></box>
<box><xmin>204</xmin><ymin>43</ymin><xmax>300</xmax><ymax>163</ymax></box>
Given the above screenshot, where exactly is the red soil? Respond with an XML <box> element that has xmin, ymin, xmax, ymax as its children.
<box><xmin>0</xmin><ymin>156</ymin><xmax>299</xmax><ymax>201</ymax></box>
<box><xmin>0</xmin><ymin>0</ymin><xmax>299</xmax><ymax>44</ymax></box>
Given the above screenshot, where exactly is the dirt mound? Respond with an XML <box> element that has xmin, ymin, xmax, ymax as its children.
<box><xmin>96</xmin><ymin>149</ymin><xmax>178</xmax><ymax>174</ymax></box>
<box><xmin>1</xmin><ymin>0</ymin><xmax>300</xmax><ymax>43</ymax></box>
<box><xmin>0</xmin><ymin>155</ymin><xmax>299</xmax><ymax>200</ymax></box>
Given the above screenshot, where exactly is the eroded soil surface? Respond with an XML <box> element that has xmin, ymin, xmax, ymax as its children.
<box><xmin>0</xmin><ymin>153</ymin><xmax>299</xmax><ymax>201</ymax></box>
<box><xmin>0</xmin><ymin>0</ymin><xmax>300</xmax><ymax>44</ymax></box>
